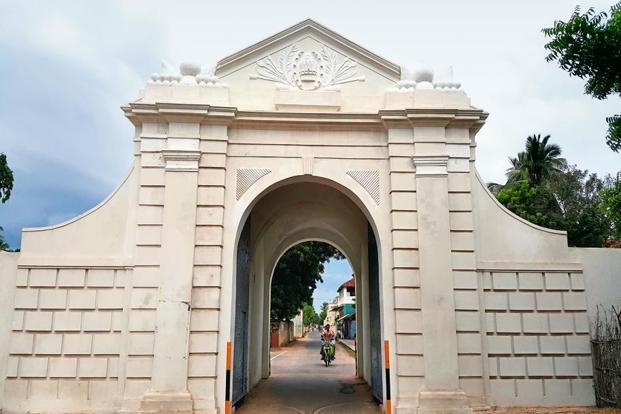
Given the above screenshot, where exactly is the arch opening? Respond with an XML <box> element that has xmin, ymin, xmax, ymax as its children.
<box><xmin>231</xmin><ymin>179</ymin><xmax>384</xmax><ymax>409</ymax></box>
<box><xmin>268</xmin><ymin>240</ymin><xmax>351</xmax><ymax>353</ymax></box>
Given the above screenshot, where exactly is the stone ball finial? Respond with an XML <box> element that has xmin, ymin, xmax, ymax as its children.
<box><xmin>400</xmin><ymin>68</ymin><xmax>413</xmax><ymax>81</ymax></box>
<box><xmin>414</xmin><ymin>68</ymin><xmax>434</xmax><ymax>83</ymax></box>
<box><xmin>180</xmin><ymin>62</ymin><xmax>201</xmax><ymax>77</ymax></box>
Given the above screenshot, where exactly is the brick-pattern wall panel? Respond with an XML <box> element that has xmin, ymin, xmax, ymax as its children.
<box><xmin>484</xmin><ymin>270</ymin><xmax>593</xmax><ymax>406</ymax></box>
<box><xmin>388</xmin><ymin>130</ymin><xmax>424</xmax><ymax>392</ymax></box>
<box><xmin>126</xmin><ymin>281</ymin><xmax>156</xmax><ymax>389</ymax></box>
<box><xmin>5</xmin><ymin>267</ymin><xmax>124</xmax><ymax>410</ymax></box>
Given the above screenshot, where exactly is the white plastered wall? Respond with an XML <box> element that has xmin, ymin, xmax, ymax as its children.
<box><xmin>20</xmin><ymin>167</ymin><xmax>137</xmax><ymax>264</ymax></box>
<box><xmin>0</xmin><ymin>252</ymin><xmax>18</xmax><ymax>408</ymax></box>
<box><xmin>2</xmin><ymin>166</ymin><xmax>139</xmax><ymax>414</ymax></box>
<box><xmin>569</xmin><ymin>248</ymin><xmax>621</xmax><ymax>324</ymax></box>
<box><xmin>472</xmin><ymin>170</ymin><xmax>595</xmax><ymax>406</ymax></box>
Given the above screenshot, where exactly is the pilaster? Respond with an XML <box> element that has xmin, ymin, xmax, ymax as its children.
<box><xmin>121</xmin><ymin>104</ymin><xmax>234</xmax><ymax>414</ymax></box>
<box><xmin>413</xmin><ymin>152</ymin><xmax>459</xmax><ymax>389</ymax></box>
<box><xmin>413</xmin><ymin>145</ymin><xmax>469</xmax><ymax>413</ymax></box>
<box><xmin>136</xmin><ymin>122</ymin><xmax>201</xmax><ymax>413</ymax></box>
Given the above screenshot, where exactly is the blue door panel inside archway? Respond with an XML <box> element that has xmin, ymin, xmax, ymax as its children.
<box><xmin>232</xmin><ymin>216</ymin><xmax>251</xmax><ymax>404</ymax></box>
<box><xmin>368</xmin><ymin>224</ymin><xmax>383</xmax><ymax>402</ymax></box>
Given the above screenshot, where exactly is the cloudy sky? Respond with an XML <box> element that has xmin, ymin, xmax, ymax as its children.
<box><xmin>1</xmin><ymin>1</ymin><xmax>619</xmax><ymax>301</ymax></box>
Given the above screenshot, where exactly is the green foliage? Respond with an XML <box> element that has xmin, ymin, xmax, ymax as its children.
<box><xmin>0</xmin><ymin>153</ymin><xmax>13</xmax><ymax>203</ymax></box>
<box><xmin>318</xmin><ymin>302</ymin><xmax>329</xmax><ymax>325</ymax></box>
<box><xmin>496</xmin><ymin>181</ymin><xmax>564</xmax><ymax>230</ymax></box>
<box><xmin>496</xmin><ymin>166</ymin><xmax>615</xmax><ymax>247</ymax></box>
<box><xmin>492</xmin><ymin>134</ymin><xmax>617</xmax><ymax>247</ymax></box>
<box><xmin>506</xmin><ymin>134</ymin><xmax>566</xmax><ymax>186</ymax></box>
<box><xmin>543</xmin><ymin>3</ymin><xmax>621</xmax><ymax>151</ymax></box>
<box><xmin>550</xmin><ymin>166</ymin><xmax>611</xmax><ymax>247</ymax></box>
<box><xmin>607</xmin><ymin>115</ymin><xmax>621</xmax><ymax>152</ymax></box>
<box><xmin>302</xmin><ymin>302</ymin><xmax>322</xmax><ymax>326</ymax></box>
<box><xmin>270</xmin><ymin>242</ymin><xmax>344</xmax><ymax>321</ymax></box>
<box><xmin>601</xmin><ymin>174</ymin><xmax>621</xmax><ymax>237</ymax></box>
<box><xmin>0</xmin><ymin>226</ymin><xmax>8</xmax><ymax>251</ymax></box>
<box><xmin>0</xmin><ymin>153</ymin><xmax>14</xmax><ymax>251</ymax></box>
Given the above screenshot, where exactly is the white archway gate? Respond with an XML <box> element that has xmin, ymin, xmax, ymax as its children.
<box><xmin>231</xmin><ymin>180</ymin><xmax>385</xmax><ymax>405</ymax></box>
<box><xmin>1</xmin><ymin>19</ymin><xmax>614</xmax><ymax>414</ymax></box>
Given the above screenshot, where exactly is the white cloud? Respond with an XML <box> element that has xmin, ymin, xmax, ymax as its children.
<box><xmin>35</xmin><ymin>13</ymin><xmax>81</xmax><ymax>56</ymax></box>
<box><xmin>1</xmin><ymin>0</ymin><xmax>619</xmax><ymax>247</ymax></box>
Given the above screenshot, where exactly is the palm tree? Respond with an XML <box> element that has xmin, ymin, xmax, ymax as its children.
<box><xmin>506</xmin><ymin>152</ymin><xmax>529</xmax><ymax>184</ymax></box>
<box><xmin>0</xmin><ymin>226</ymin><xmax>8</xmax><ymax>251</ymax></box>
<box><xmin>506</xmin><ymin>134</ymin><xmax>566</xmax><ymax>186</ymax></box>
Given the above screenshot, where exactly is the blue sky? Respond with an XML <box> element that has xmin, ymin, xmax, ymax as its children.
<box><xmin>1</xmin><ymin>0</ymin><xmax>620</xmax><ymax>264</ymax></box>
<box><xmin>312</xmin><ymin>259</ymin><xmax>353</xmax><ymax>313</ymax></box>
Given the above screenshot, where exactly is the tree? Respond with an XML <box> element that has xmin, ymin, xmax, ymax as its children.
<box><xmin>496</xmin><ymin>165</ymin><xmax>613</xmax><ymax>247</ymax></box>
<box><xmin>543</xmin><ymin>3</ymin><xmax>621</xmax><ymax>151</ymax></box>
<box><xmin>549</xmin><ymin>165</ymin><xmax>611</xmax><ymax>247</ymax></box>
<box><xmin>318</xmin><ymin>302</ymin><xmax>329</xmax><ymax>325</ymax></box>
<box><xmin>600</xmin><ymin>173</ymin><xmax>621</xmax><ymax>239</ymax></box>
<box><xmin>0</xmin><ymin>153</ymin><xmax>14</xmax><ymax>251</ymax></box>
<box><xmin>491</xmin><ymin>134</ymin><xmax>616</xmax><ymax>247</ymax></box>
<box><xmin>302</xmin><ymin>302</ymin><xmax>321</xmax><ymax>326</ymax></box>
<box><xmin>506</xmin><ymin>134</ymin><xmax>566</xmax><ymax>186</ymax></box>
<box><xmin>270</xmin><ymin>242</ymin><xmax>344</xmax><ymax>321</ymax></box>
<box><xmin>496</xmin><ymin>180</ymin><xmax>564</xmax><ymax>230</ymax></box>
<box><xmin>0</xmin><ymin>153</ymin><xmax>13</xmax><ymax>203</ymax></box>
<box><xmin>0</xmin><ymin>227</ymin><xmax>8</xmax><ymax>251</ymax></box>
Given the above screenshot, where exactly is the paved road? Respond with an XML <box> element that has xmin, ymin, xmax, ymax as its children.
<box><xmin>236</xmin><ymin>330</ymin><xmax>380</xmax><ymax>414</ymax></box>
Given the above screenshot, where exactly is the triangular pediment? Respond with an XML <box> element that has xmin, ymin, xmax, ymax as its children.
<box><xmin>215</xmin><ymin>19</ymin><xmax>401</xmax><ymax>84</ymax></box>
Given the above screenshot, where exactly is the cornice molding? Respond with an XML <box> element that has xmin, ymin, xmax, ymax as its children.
<box><xmin>379</xmin><ymin>108</ymin><xmax>488</xmax><ymax>129</ymax></box>
<box><xmin>122</xmin><ymin>103</ymin><xmax>237</xmax><ymax>125</ymax></box>
<box><xmin>122</xmin><ymin>103</ymin><xmax>487</xmax><ymax>131</ymax></box>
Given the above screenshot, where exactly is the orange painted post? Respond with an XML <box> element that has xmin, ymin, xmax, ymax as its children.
<box><xmin>384</xmin><ymin>340</ymin><xmax>392</xmax><ymax>414</ymax></box>
<box><xmin>225</xmin><ymin>341</ymin><xmax>232</xmax><ymax>414</ymax></box>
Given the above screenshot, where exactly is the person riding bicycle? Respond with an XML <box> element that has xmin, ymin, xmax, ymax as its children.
<box><xmin>320</xmin><ymin>324</ymin><xmax>336</xmax><ymax>361</ymax></box>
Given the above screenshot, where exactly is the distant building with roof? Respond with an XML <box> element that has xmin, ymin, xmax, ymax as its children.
<box><xmin>324</xmin><ymin>275</ymin><xmax>356</xmax><ymax>339</ymax></box>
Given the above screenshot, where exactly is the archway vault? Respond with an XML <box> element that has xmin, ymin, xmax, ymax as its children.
<box><xmin>230</xmin><ymin>179</ymin><xmax>386</xmax><ymax>405</ymax></box>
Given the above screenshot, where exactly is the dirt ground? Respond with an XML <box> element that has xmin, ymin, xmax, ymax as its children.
<box><xmin>489</xmin><ymin>408</ymin><xmax>621</xmax><ymax>413</ymax></box>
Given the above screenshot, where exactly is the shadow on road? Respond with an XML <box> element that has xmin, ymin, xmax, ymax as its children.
<box><xmin>236</xmin><ymin>330</ymin><xmax>380</xmax><ymax>414</ymax></box>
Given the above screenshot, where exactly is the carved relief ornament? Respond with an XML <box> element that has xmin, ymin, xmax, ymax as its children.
<box><xmin>250</xmin><ymin>44</ymin><xmax>365</xmax><ymax>91</ymax></box>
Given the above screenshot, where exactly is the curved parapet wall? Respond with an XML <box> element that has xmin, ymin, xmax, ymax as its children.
<box><xmin>3</xmin><ymin>167</ymin><xmax>138</xmax><ymax>413</ymax></box>
<box><xmin>471</xmin><ymin>168</ymin><xmax>595</xmax><ymax>406</ymax></box>
<box><xmin>19</xmin><ymin>167</ymin><xmax>137</xmax><ymax>266</ymax></box>
<box><xmin>471</xmin><ymin>169</ymin><xmax>571</xmax><ymax>265</ymax></box>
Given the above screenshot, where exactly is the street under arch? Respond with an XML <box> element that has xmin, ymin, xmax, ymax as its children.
<box><xmin>231</xmin><ymin>180</ymin><xmax>384</xmax><ymax>412</ymax></box>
